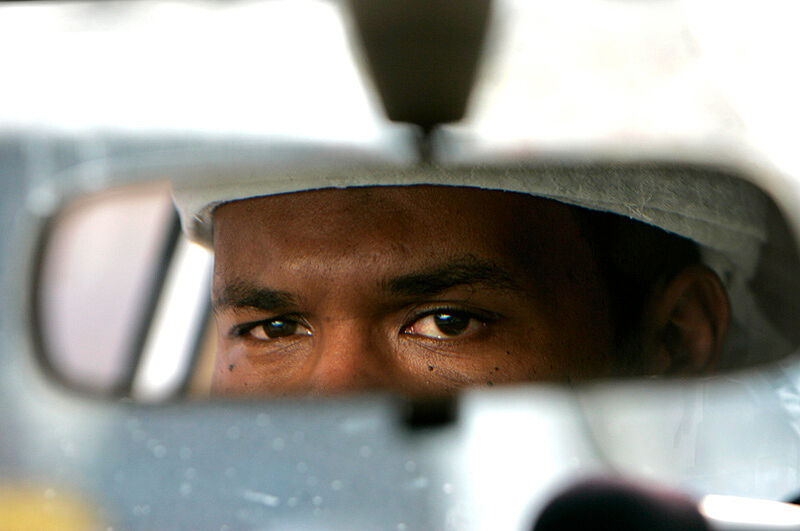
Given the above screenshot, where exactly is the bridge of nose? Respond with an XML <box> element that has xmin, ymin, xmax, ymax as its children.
<box><xmin>307</xmin><ymin>317</ymin><xmax>401</xmax><ymax>395</ymax></box>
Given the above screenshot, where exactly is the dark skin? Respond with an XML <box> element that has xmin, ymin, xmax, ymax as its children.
<box><xmin>211</xmin><ymin>186</ymin><xmax>729</xmax><ymax>396</ymax></box>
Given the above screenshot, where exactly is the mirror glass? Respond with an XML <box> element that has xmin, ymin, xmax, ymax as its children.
<box><xmin>35</xmin><ymin>183</ymin><xmax>214</xmax><ymax>398</ymax></box>
<box><xmin>33</xmin><ymin>164</ymin><xmax>800</xmax><ymax>401</ymax></box>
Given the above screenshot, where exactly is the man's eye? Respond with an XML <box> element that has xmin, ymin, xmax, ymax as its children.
<box><xmin>404</xmin><ymin>311</ymin><xmax>484</xmax><ymax>339</ymax></box>
<box><xmin>241</xmin><ymin>318</ymin><xmax>312</xmax><ymax>341</ymax></box>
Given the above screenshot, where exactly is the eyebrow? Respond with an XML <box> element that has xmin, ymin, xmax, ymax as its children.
<box><xmin>383</xmin><ymin>256</ymin><xmax>521</xmax><ymax>297</ymax></box>
<box><xmin>213</xmin><ymin>281</ymin><xmax>297</xmax><ymax>313</ymax></box>
<box><xmin>213</xmin><ymin>256</ymin><xmax>521</xmax><ymax>312</ymax></box>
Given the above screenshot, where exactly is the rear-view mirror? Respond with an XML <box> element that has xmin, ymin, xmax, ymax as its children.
<box><xmin>29</xmin><ymin>157</ymin><xmax>800</xmax><ymax>401</ymax></box>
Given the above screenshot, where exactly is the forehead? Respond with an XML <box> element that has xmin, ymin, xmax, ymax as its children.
<box><xmin>211</xmin><ymin>186</ymin><xmax>585</xmax><ymax>282</ymax></box>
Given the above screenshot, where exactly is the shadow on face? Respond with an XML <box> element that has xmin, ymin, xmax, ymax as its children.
<box><xmin>209</xmin><ymin>185</ymin><xmax>727</xmax><ymax>397</ymax></box>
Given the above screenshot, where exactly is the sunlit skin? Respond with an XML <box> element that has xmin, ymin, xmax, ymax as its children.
<box><xmin>210</xmin><ymin>186</ymin><xmax>619</xmax><ymax>397</ymax></box>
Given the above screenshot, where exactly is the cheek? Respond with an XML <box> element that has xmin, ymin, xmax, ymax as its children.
<box><xmin>210</xmin><ymin>339</ymin><xmax>306</xmax><ymax>396</ymax></box>
<box><xmin>485</xmin><ymin>276</ymin><xmax>614</xmax><ymax>381</ymax></box>
<box><xmin>494</xmin><ymin>328</ymin><xmax>568</xmax><ymax>382</ymax></box>
<box><xmin>532</xmin><ymin>241</ymin><xmax>615</xmax><ymax>375</ymax></box>
<box><xmin>210</xmin><ymin>342</ymin><xmax>248</xmax><ymax>395</ymax></box>
<box><xmin>546</xmin><ymin>283</ymin><xmax>615</xmax><ymax>378</ymax></box>
<box><xmin>501</xmin><ymin>257</ymin><xmax>614</xmax><ymax>371</ymax></box>
<box><xmin>481</xmin><ymin>315</ymin><xmax>613</xmax><ymax>384</ymax></box>
<box><xmin>395</xmin><ymin>320</ymin><xmax>565</xmax><ymax>389</ymax></box>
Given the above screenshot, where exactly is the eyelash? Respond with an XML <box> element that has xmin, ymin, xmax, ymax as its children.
<box><xmin>230</xmin><ymin>314</ymin><xmax>309</xmax><ymax>340</ymax></box>
<box><xmin>230</xmin><ymin>307</ymin><xmax>500</xmax><ymax>341</ymax></box>
<box><xmin>400</xmin><ymin>306</ymin><xmax>499</xmax><ymax>337</ymax></box>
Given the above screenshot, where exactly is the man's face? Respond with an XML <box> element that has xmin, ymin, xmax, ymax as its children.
<box><xmin>211</xmin><ymin>186</ymin><xmax>616</xmax><ymax>396</ymax></box>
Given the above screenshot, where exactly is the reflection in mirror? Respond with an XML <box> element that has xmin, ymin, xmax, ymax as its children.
<box><xmin>208</xmin><ymin>185</ymin><xmax>716</xmax><ymax>397</ymax></box>
<box><xmin>34</xmin><ymin>165</ymin><xmax>800</xmax><ymax>400</ymax></box>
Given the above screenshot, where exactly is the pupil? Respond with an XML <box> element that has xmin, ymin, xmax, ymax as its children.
<box><xmin>433</xmin><ymin>313</ymin><xmax>470</xmax><ymax>336</ymax></box>
<box><xmin>264</xmin><ymin>319</ymin><xmax>297</xmax><ymax>338</ymax></box>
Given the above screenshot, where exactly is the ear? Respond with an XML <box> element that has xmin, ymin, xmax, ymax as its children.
<box><xmin>641</xmin><ymin>265</ymin><xmax>730</xmax><ymax>375</ymax></box>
